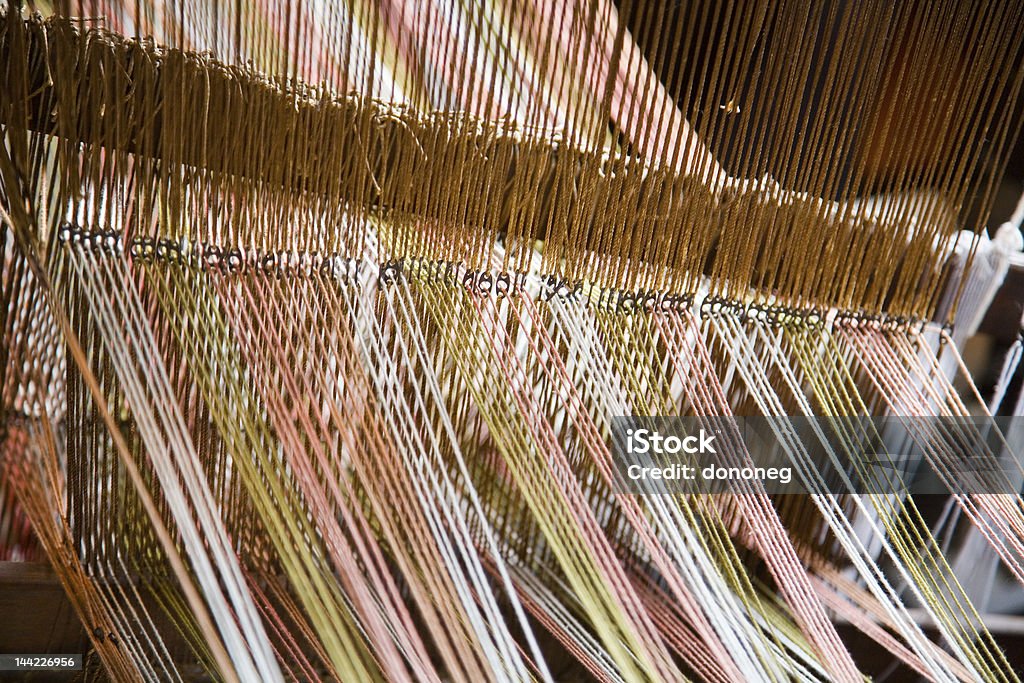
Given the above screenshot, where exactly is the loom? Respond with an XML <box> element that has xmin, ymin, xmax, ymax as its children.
<box><xmin>2</xmin><ymin>0</ymin><xmax>1024</xmax><ymax>680</ymax></box>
